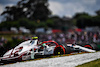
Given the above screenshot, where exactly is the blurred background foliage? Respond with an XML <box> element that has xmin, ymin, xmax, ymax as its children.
<box><xmin>0</xmin><ymin>0</ymin><xmax>100</xmax><ymax>30</ymax></box>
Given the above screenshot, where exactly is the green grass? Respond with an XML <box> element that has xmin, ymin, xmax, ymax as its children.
<box><xmin>76</xmin><ymin>59</ymin><xmax>100</xmax><ymax>67</ymax></box>
<box><xmin>0</xmin><ymin>34</ymin><xmax>32</xmax><ymax>41</ymax></box>
<box><xmin>0</xmin><ymin>35</ymin><xmax>12</xmax><ymax>41</ymax></box>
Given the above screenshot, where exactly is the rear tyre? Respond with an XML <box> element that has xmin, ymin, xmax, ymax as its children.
<box><xmin>84</xmin><ymin>44</ymin><xmax>99</xmax><ymax>51</ymax></box>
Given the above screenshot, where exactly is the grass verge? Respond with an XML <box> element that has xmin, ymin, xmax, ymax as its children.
<box><xmin>76</xmin><ymin>59</ymin><xmax>100</xmax><ymax>67</ymax></box>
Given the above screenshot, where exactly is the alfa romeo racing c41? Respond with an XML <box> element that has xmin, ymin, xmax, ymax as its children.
<box><xmin>0</xmin><ymin>37</ymin><xmax>96</xmax><ymax>63</ymax></box>
<box><xmin>0</xmin><ymin>39</ymin><xmax>65</xmax><ymax>62</ymax></box>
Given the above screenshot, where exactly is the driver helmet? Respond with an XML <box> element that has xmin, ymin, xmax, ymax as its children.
<box><xmin>32</xmin><ymin>36</ymin><xmax>38</xmax><ymax>40</ymax></box>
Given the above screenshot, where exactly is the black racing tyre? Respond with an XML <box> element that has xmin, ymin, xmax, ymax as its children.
<box><xmin>54</xmin><ymin>47</ymin><xmax>64</xmax><ymax>55</ymax></box>
<box><xmin>84</xmin><ymin>44</ymin><xmax>99</xmax><ymax>51</ymax></box>
<box><xmin>61</xmin><ymin>44</ymin><xmax>72</xmax><ymax>54</ymax></box>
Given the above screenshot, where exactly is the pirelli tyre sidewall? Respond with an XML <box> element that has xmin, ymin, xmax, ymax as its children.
<box><xmin>54</xmin><ymin>45</ymin><xmax>65</xmax><ymax>55</ymax></box>
<box><xmin>84</xmin><ymin>44</ymin><xmax>99</xmax><ymax>51</ymax></box>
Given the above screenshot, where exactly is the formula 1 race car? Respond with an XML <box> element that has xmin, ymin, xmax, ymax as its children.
<box><xmin>0</xmin><ymin>39</ymin><xmax>66</xmax><ymax>63</ymax></box>
<box><xmin>0</xmin><ymin>38</ymin><xmax>96</xmax><ymax>64</ymax></box>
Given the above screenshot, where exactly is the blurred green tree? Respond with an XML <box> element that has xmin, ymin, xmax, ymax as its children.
<box><xmin>1</xmin><ymin>0</ymin><xmax>51</xmax><ymax>21</ymax></box>
<box><xmin>96</xmin><ymin>9</ymin><xmax>100</xmax><ymax>16</ymax></box>
<box><xmin>73</xmin><ymin>12</ymin><xmax>92</xmax><ymax>28</ymax></box>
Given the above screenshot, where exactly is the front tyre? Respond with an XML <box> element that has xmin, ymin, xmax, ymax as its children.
<box><xmin>54</xmin><ymin>47</ymin><xmax>64</xmax><ymax>55</ymax></box>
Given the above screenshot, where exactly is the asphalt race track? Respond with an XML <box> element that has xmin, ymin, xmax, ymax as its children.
<box><xmin>1</xmin><ymin>52</ymin><xmax>100</xmax><ymax>67</ymax></box>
